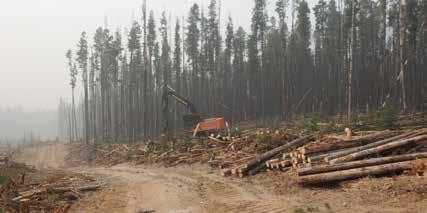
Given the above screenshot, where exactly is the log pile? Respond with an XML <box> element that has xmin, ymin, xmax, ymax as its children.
<box><xmin>295</xmin><ymin>128</ymin><xmax>427</xmax><ymax>184</ymax></box>
<box><xmin>221</xmin><ymin>136</ymin><xmax>315</xmax><ymax>177</ymax></box>
<box><xmin>63</xmin><ymin>126</ymin><xmax>427</xmax><ymax>184</ymax></box>
<box><xmin>0</xmin><ymin>160</ymin><xmax>102</xmax><ymax>212</ymax></box>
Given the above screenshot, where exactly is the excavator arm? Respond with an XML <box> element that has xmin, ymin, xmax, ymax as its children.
<box><xmin>162</xmin><ymin>85</ymin><xmax>201</xmax><ymax>134</ymax></box>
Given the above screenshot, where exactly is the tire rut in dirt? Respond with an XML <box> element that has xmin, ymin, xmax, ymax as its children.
<box><xmin>195</xmin><ymin>178</ymin><xmax>288</xmax><ymax>213</ymax></box>
<box><xmin>223</xmin><ymin>200</ymin><xmax>288</xmax><ymax>213</ymax></box>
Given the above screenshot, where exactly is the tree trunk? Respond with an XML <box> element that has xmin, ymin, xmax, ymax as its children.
<box><xmin>237</xmin><ymin>136</ymin><xmax>314</xmax><ymax>175</ymax></box>
<box><xmin>298</xmin><ymin>152</ymin><xmax>427</xmax><ymax>176</ymax></box>
<box><xmin>348</xmin><ymin>0</ymin><xmax>357</xmax><ymax>122</ymax></box>
<box><xmin>298</xmin><ymin>160</ymin><xmax>417</xmax><ymax>184</ymax></box>
<box><xmin>400</xmin><ymin>0</ymin><xmax>408</xmax><ymax>111</ymax></box>
<box><xmin>326</xmin><ymin>129</ymin><xmax>427</xmax><ymax>162</ymax></box>
<box><xmin>331</xmin><ymin>135</ymin><xmax>427</xmax><ymax>164</ymax></box>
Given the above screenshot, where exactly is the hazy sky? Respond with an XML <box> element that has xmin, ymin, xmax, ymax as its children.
<box><xmin>0</xmin><ymin>0</ymin><xmax>315</xmax><ymax>111</ymax></box>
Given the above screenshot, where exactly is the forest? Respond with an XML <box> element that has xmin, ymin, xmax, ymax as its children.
<box><xmin>58</xmin><ymin>0</ymin><xmax>427</xmax><ymax>143</ymax></box>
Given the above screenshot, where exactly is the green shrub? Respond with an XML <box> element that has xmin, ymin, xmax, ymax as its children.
<box><xmin>306</xmin><ymin>112</ymin><xmax>321</xmax><ymax>131</ymax></box>
<box><xmin>376</xmin><ymin>104</ymin><xmax>398</xmax><ymax>130</ymax></box>
<box><xmin>255</xmin><ymin>134</ymin><xmax>274</xmax><ymax>152</ymax></box>
<box><xmin>0</xmin><ymin>175</ymin><xmax>9</xmax><ymax>185</ymax></box>
<box><xmin>255</xmin><ymin>134</ymin><xmax>273</xmax><ymax>144</ymax></box>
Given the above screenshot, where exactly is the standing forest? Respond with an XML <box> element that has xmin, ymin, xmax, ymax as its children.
<box><xmin>59</xmin><ymin>0</ymin><xmax>427</xmax><ymax>143</ymax></box>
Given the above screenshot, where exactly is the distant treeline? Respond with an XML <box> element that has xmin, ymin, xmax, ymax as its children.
<box><xmin>61</xmin><ymin>0</ymin><xmax>427</xmax><ymax>143</ymax></box>
<box><xmin>0</xmin><ymin>108</ymin><xmax>57</xmax><ymax>143</ymax></box>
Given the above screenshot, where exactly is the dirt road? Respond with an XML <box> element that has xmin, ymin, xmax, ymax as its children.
<box><xmin>13</xmin><ymin>143</ymin><xmax>427</xmax><ymax>213</ymax></box>
<box><xmin>13</xmin><ymin>144</ymin><xmax>291</xmax><ymax>213</ymax></box>
<box><xmin>72</xmin><ymin>164</ymin><xmax>294</xmax><ymax>213</ymax></box>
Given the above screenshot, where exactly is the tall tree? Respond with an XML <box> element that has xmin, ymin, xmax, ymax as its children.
<box><xmin>173</xmin><ymin>19</ymin><xmax>182</xmax><ymax>131</ymax></box>
<box><xmin>186</xmin><ymin>4</ymin><xmax>201</xmax><ymax>107</ymax></box>
<box><xmin>348</xmin><ymin>0</ymin><xmax>357</xmax><ymax>121</ymax></box>
<box><xmin>160</xmin><ymin>11</ymin><xmax>171</xmax><ymax>134</ymax></box>
<box><xmin>76</xmin><ymin>31</ymin><xmax>90</xmax><ymax>144</ymax></box>
<box><xmin>66</xmin><ymin>49</ymin><xmax>78</xmax><ymax>142</ymax></box>
<box><xmin>251</xmin><ymin>0</ymin><xmax>267</xmax><ymax>123</ymax></box>
<box><xmin>399</xmin><ymin>0</ymin><xmax>408</xmax><ymax>111</ymax></box>
<box><xmin>147</xmin><ymin>11</ymin><xmax>157</xmax><ymax>137</ymax></box>
<box><xmin>128</xmin><ymin>21</ymin><xmax>142</xmax><ymax>141</ymax></box>
<box><xmin>295</xmin><ymin>0</ymin><xmax>313</xmax><ymax>115</ymax></box>
<box><xmin>276</xmin><ymin>0</ymin><xmax>289</xmax><ymax>119</ymax></box>
<box><xmin>224</xmin><ymin>16</ymin><xmax>234</xmax><ymax>122</ymax></box>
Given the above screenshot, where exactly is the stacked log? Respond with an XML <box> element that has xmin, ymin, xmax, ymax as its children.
<box><xmin>325</xmin><ymin>129</ymin><xmax>427</xmax><ymax>162</ymax></box>
<box><xmin>298</xmin><ymin>161</ymin><xmax>419</xmax><ymax>184</ymax></box>
<box><xmin>297</xmin><ymin>152</ymin><xmax>427</xmax><ymax>176</ymax></box>
<box><xmin>300</xmin><ymin>130</ymin><xmax>399</xmax><ymax>156</ymax></box>
<box><xmin>228</xmin><ymin>136</ymin><xmax>315</xmax><ymax>177</ymax></box>
<box><xmin>296</xmin><ymin>129</ymin><xmax>427</xmax><ymax>185</ymax></box>
<box><xmin>330</xmin><ymin>135</ymin><xmax>427</xmax><ymax>164</ymax></box>
<box><xmin>266</xmin><ymin>157</ymin><xmax>292</xmax><ymax>170</ymax></box>
<box><xmin>293</xmin><ymin>131</ymin><xmax>401</xmax><ymax>166</ymax></box>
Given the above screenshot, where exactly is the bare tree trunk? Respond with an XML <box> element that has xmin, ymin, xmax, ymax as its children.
<box><xmin>400</xmin><ymin>0</ymin><xmax>408</xmax><ymax>111</ymax></box>
<box><xmin>348</xmin><ymin>0</ymin><xmax>357</xmax><ymax>122</ymax></box>
<box><xmin>71</xmin><ymin>89</ymin><xmax>78</xmax><ymax>142</ymax></box>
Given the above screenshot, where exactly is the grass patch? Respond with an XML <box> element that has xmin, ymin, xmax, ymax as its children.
<box><xmin>0</xmin><ymin>175</ymin><xmax>10</xmax><ymax>185</ymax></box>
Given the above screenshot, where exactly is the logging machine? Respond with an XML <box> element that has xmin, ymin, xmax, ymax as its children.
<box><xmin>162</xmin><ymin>84</ymin><xmax>228</xmax><ymax>136</ymax></box>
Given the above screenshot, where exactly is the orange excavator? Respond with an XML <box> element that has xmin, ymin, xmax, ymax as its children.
<box><xmin>162</xmin><ymin>84</ymin><xmax>228</xmax><ymax>137</ymax></box>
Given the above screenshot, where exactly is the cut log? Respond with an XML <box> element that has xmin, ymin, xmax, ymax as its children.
<box><xmin>247</xmin><ymin>162</ymin><xmax>267</xmax><ymax>176</ymax></box>
<box><xmin>269</xmin><ymin>159</ymin><xmax>291</xmax><ymax>170</ymax></box>
<box><xmin>331</xmin><ymin>135</ymin><xmax>427</xmax><ymax>164</ymax></box>
<box><xmin>266</xmin><ymin>158</ymin><xmax>281</xmax><ymax>168</ymax></box>
<box><xmin>52</xmin><ymin>184</ymin><xmax>102</xmax><ymax>193</ymax></box>
<box><xmin>298</xmin><ymin>160</ymin><xmax>417</xmax><ymax>184</ymax></box>
<box><xmin>325</xmin><ymin>129</ymin><xmax>427</xmax><ymax>162</ymax></box>
<box><xmin>280</xmin><ymin>159</ymin><xmax>292</xmax><ymax>167</ymax></box>
<box><xmin>238</xmin><ymin>136</ymin><xmax>314</xmax><ymax>175</ymax></box>
<box><xmin>298</xmin><ymin>152</ymin><xmax>427</xmax><ymax>176</ymax></box>
<box><xmin>307</xmin><ymin>147</ymin><xmax>358</xmax><ymax>163</ymax></box>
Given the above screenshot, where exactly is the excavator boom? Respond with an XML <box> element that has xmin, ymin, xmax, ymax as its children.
<box><xmin>162</xmin><ymin>84</ymin><xmax>228</xmax><ymax>136</ymax></box>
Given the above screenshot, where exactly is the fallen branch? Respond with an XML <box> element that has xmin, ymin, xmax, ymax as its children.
<box><xmin>51</xmin><ymin>184</ymin><xmax>102</xmax><ymax>193</ymax></box>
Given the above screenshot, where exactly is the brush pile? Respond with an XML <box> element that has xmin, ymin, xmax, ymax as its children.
<box><xmin>64</xmin><ymin>129</ymin><xmax>296</xmax><ymax>170</ymax></box>
<box><xmin>0</xmin><ymin>161</ymin><xmax>102</xmax><ymax>212</ymax></box>
<box><xmin>64</xmin><ymin>126</ymin><xmax>427</xmax><ymax>185</ymax></box>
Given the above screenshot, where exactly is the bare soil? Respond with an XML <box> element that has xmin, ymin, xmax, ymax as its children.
<box><xmin>12</xmin><ymin>143</ymin><xmax>427</xmax><ymax>213</ymax></box>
